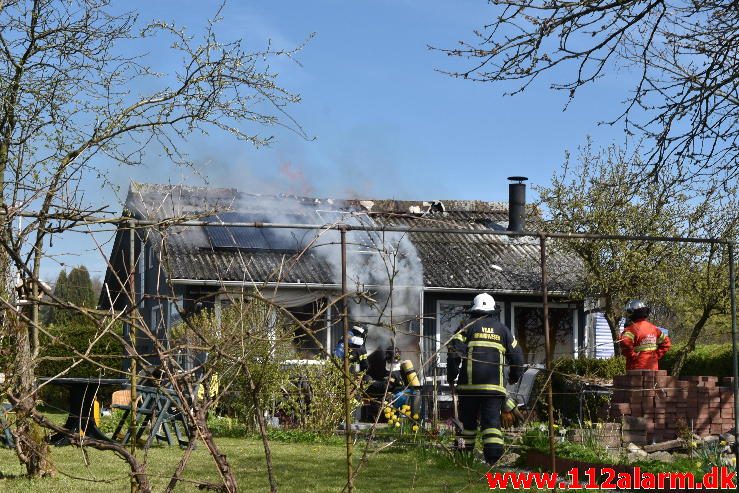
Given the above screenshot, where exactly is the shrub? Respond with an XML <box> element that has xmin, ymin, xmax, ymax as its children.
<box><xmin>552</xmin><ymin>356</ymin><xmax>626</xmax><ymax>381</ymax></box>
<box><xmin>279</xmin><ymin>361</ymin><xmax>361</xmax><ymax>433</ymax></box>
<box><xmin>543</xmin><ymin>356</ymin><xmax>625</xmax><ymax>424</ymax></box>
<box><xmin>661</xmin><ymin>343</ymin><xmax>733</xmax><ymax>376</ymax></box>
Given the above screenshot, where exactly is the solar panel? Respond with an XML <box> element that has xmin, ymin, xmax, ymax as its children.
<box><xmin>204</xmin><ymin>212</ymin><xmax>314</xmax><ymax>252</ymax></box>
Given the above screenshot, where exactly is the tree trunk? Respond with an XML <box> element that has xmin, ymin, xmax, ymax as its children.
<box><xmin>250</xmin><ymin>382</ymin><xmax>278</xmax><ymax>493</ymax></box>
<box><xmin>603</xmin><ymin>302</ymin><xmax>622</xmax><ymax>356</ymax></box>
<box><xmin>11</xmin><ymin>310</ymin><xmax>53</xmax><ymax>477</ymax></box>
<box><xmin>671</xmin><ymin>306</ymin><xmax>712</xmax><ymax>376</ymax></box>
<box><xmin>196</xmin><ymin>409</ymin><xmax>238</xmax><ymax>493</ymax></box>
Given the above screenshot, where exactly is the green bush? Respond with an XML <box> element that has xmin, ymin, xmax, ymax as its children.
<box><xmin>545</xmin><ymin>356</ymin><xmax>625</xmax><ymax>424</ymax></box>
<box><xmin>552</xmin><ymin>356</ymin><xmax>626</xmax><ymax>381</ymax></box>
<box><xmin>37</xmin><ymin>321</ymin><xmax>125</xmax><ymax>409</ymax></box>
<box><xmin>279</xmin><ymin>361</ymin><xmax>361</xmax><ymax>433</ymax></box>
<box><xmin>661</xmin><ymin>343</ymin><xmax>733</xmax><ymax>376</ymax></box>
<box><xmin>206</xmin><ymin>415</ymin><xmax>250</xmax><ymax>438</ymax></box>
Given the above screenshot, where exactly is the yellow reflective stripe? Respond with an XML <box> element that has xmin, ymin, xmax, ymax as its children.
<box><xmin>456</xmin><ymin>384</ymin><xmax>507</xmax><ymax>392</ymax></box>
<box><xmin>468</xmin><ymin>340</ymin><xmax>507</xmax><ymax>353</ymax></box>
<box><xmin>451</xmin><ymin>332</ymin><xmax>466</xmax><ymax>342</ymax></box>
<box><xmin>461</xmin><ymin>430</ymin><xmax>476</xmax><ymax>436</ymax></box>
<box><xmin>359</xmin><ymin>354</ymin><xmax>367</xmax><ymax>360</ymax></box>
<box><xmin>504</xmin><ymin>398</ymin><xmax>517</xmax><ymax>412</ymax></box>
<box><xmin>463</xmin><ymin>437</ymin><xmax>476</xmax><ymax>445</ymax></box>
<box><xmin>634</xmin><ymin>344</ymin><xmax>658</xmax><ymax>352</ymax></box>
<box><xmin>483</xmin><ymin>437</ymin><xmax>504</xmax><ymax>445</ymax></box>
<box><xmin>511</xmin><ymin>338</ymin><xmax>518</xmax><ymax>348</ymax></box>
<box><xmin>467</xmin><ymin>346</ymin><xmax>473</xmax><ymax>384</ymax></box>
<box><xmin>657</xmin><ymin>333</ymin><xmax>666</xmax><ymax>343</ymax></box>
<box><xmin>622</xmin><ymin>332</ymin><xmax>635</xmax><ymax>340</ymax></box>
<box><xmin>481</xmin><ymin>428</ymin><xmax>501</xmax><ymax>436</ymax></box>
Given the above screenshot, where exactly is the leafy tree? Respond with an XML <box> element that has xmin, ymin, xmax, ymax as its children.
<box><xmin>41</xmin><ymin>269</ymin><xmax>66</xmax><ymax>325</ymax></box>
<box><xmin>537</xmin><ymin>142</ymin><xmax>735</xmax><ymax>362</ymax></box>
<box><xmin>44</xmin><ymin>266</ymin><xmax>95</xmax><ymax>326</ymax></box>
<box><xmin>440</xmin><ymin>0</ymin><xmax>739</xmax><ymax>187</ymax></box>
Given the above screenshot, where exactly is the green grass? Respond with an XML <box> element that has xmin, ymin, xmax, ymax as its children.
<box><xmin>0</xmin><ymin>437</ymin><xmax>492</xmax><ymax>492</ymax></box>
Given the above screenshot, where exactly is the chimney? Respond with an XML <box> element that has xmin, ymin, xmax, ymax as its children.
<box><xmin>507</xmin><ymin>176</ymin><xmax>527</xmax><ymax>232</ymax></box>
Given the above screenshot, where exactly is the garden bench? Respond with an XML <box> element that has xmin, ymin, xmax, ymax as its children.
<box><xmin>112</xmin><ymin>384</ymin><xmax>191</xmax><ymax>449</ymax></box>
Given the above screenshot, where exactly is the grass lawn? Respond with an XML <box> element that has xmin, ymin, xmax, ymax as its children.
<box><xmin>0</xmin><ymin>437</ymin><xmax>493</xmax><ymax>492</ymax></box>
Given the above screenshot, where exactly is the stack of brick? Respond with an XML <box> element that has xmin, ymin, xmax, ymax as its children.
<box><xmin>609</xmin><ymin>370</ymin><xmax>735</xmax><ymax>443</ymax></box>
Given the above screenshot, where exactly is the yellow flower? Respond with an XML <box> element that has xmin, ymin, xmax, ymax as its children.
<box><xmin>552</xmin><ymin>424</ymin><xmax>559</xmax><ymax>430</ymax></box>
<box><xmin>721</xmin><ymin>440</ymin><xmax>727</xmax><ymax>446</ymax></box>
<box><xmin>696</xmin><ymin>462</ymin><xmax>702</xmax><ymax>468</ymax></box>
<box><xmin>584</xmin><ymin>420</ymin><xmax>592</xmax><ymax>428</ymax></box>
<box><xmin>395</xmin><ymin>422</ymin><xmax>400</xmax><ymax>428</ymax></box>
<box><xmin>413</xmin><ymin>414</ymin><xmax>420</xmax><ymax>420</ymax></box>
<box><xmin>412</xmin><ymin>425</ymin><xmax>419</xmax><ymax>432</ymax></box>
<box><xmin>690</xmin><ymin>441</ymin><xmax>698</xmax><ymax>449</ymax></box>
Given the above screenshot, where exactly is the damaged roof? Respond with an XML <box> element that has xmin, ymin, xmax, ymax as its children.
<box><xmin>105</xmin><ymin>183</ymin><xmax>581</xmax><ymax>297</ymax></box>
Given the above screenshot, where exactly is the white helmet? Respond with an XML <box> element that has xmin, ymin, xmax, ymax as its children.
<box><xmin>471</xmin><ymin>293</ymin><xmax>496</xmax><ymax>312</ymax></box>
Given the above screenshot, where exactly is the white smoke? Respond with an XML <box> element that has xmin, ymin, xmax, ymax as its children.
<box><xmin>232</xmin><ymin>194</ymin><xmax>424</xmax><ymax>365</ymax></box>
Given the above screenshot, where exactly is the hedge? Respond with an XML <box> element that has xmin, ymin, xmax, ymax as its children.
<box><xmin>661</xmin><ymin>343</ymin><xmax>733</xmax><ymax>377</ymax></box>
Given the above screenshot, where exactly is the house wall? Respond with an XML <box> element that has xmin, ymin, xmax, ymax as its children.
<box><xmin>422</xmin><ymin>290</ymin><xmax>585</xmax><ymax>382</ymax></box>
<box><xmin>126</xmin><ymin>232</ymin><xmax>198</xmax><ymax>369</ymax></box>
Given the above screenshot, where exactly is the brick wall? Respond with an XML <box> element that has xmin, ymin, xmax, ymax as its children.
<box><xmin>609</xmin><ymin>370</ymin><xmax>735</xmax><ymax>444</ymax></box>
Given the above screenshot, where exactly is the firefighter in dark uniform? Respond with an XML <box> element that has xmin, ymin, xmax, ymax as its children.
<box><xmin>447</xmin><ymin>293</ymin><xmax>524</xmax><ymax>465</ymax></box>
<box><xmin>334</xmin><ymin>325</ymin><xmax>369</xmax><ymax>374</ymax></box>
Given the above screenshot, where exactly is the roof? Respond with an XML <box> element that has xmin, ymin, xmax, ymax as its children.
<box><xmin>102</xmin><ymin>183</ymin><xmax>582</xmax><ymax>305</ymax></box>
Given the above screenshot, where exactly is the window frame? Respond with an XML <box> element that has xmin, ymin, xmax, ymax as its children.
<box><xmin>509</xmin><ymin>302</ymin><xmax>579</xmax><ymax>361</ymax></box>
<box><xmin>434</xmin><ymin>299</ymin><xmax>507</xmax><ymax>368</ymax></box>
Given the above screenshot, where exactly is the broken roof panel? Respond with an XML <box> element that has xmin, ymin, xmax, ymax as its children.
<box><xmin>113</xmin><ymin>183</ymin><xmax>581</xmax><ymax>292</ymax></box>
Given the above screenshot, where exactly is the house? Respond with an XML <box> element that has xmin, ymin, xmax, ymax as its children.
<box><xmin>100</xmin><ymin>181</ymin><xmax>587</xmax><ymax>383</ymax></box>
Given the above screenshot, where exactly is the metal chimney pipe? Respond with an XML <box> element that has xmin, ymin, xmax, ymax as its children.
<box><xmin>507</xmin><ymin>176</ymin><xmax>528</xmax><ymax>232</ymax></box>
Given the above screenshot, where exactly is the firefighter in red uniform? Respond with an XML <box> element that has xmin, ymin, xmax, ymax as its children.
<box><xmin>620</xmin><ymin>300</ymin><xmax>671</xmax><ymax>370</ymax></box>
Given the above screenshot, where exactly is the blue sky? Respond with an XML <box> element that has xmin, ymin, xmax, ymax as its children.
<box><xmin>49</xmin><ymin>1</ymin><xmax>634</xmax><ymax>281</ymax></box>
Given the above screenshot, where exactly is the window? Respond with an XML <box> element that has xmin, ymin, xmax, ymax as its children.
<box><xmin>169</xmin><ymin>295</ymin><xmax>184</xmax><ymax>327</ymax></box>
<box><xmin>510</xmin><ymin>303</ymin><xmax>578</xmax><ymax>364</ymax></box>
<box><xmin>435</xmin><ymin>299</ymin><xmax>507</xmax><ymax>367</ymax></box>
<box><xmin>147</xmin><ymin>245</ymin><xmax>154</xmax><ymax>269</ymax></box>
<box><xmin>151</xmin><ymin>305</ymin><xmax>165</xmax><ymax>341</ymax></box>
<box><xmin>214</xmin><ymin>292</ymin><xmax>330</xmax><ymax>358</ymax></box>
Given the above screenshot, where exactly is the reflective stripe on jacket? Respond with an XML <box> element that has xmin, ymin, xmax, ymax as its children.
<box><xmin>620</xmin><ymin>319</ymin><xmax>671</xmax><ymax>370</ymax></box>
<box><xmin>447</xmin><ymin>315</ymin><xmax>524</xmax><ymax>395</ymax></box>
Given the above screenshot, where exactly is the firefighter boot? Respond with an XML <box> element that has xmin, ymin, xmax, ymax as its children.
<box><xmin>481</xmin><ymin>427</ymin><xmax>504</xmax><ymax>465</ymax></box>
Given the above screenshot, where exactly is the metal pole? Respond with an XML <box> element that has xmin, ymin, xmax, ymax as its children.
<box><xmin>340</xmin><ymin>227</ymin><xmax>354</xmax><ymax>493</ymax></box>
<box><xmin>127</xmin><ymin>221</ymin><xmax>138</xmax><ymax>480</ymax></box>
<box><xmin>729</xmin><ymin>243</ymin><xmax>738</xmax><ymax>482</ymax></box>
<box><xmin>540</xmin><ymin>234</ymin><xmax>556</xmax><ymax>473</ymax></box>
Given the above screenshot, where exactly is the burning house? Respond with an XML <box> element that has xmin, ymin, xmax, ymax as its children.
<box><xmin>99</xmin><ymin>180</ymin><xmax>586</xmax><ymax>387</ymax></box>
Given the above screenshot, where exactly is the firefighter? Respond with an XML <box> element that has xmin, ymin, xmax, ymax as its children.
<box><xmin>620</xmin><ymin>299</ymin><xmax>671</xmax><ymax>370</ymax></box>
<box><xmin>333</xmin><ymin>325</ymin><xmax>369</xmax><ymax>374</ymax></box>
<box><xmin>447</xmin><ymin>293</ymin><xmax>524</xmax><ymax>466</ymax></box>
